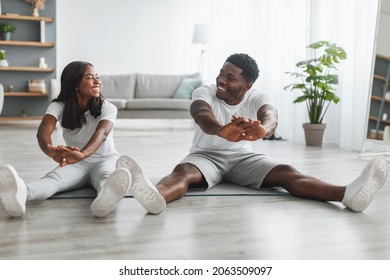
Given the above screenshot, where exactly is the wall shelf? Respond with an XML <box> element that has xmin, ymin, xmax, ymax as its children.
<box><xmin>0</xmin><ymin>66</ymin><xmax>54</xmax><ymax>72</ymax></box>
<box><xmin>0</xmin><ymin>40</ymin><xmax>54</xmax><ymax>47</ymax></box>
<box><xmin>374</xmin><ymin>74</ymin><xmax>387</xmax><ymax>81</ymax></box>
<box><xmin>4</xmin><ymin>92</ymin><xmax>48</xmax><ymax>97</ymax></box>
<box><xmin>0</xmin><ymin>14</ymin><xmax>53</xmax><ymax>22</ymax></box>
<box><xmin>0</xmin><ymin>116</ymin><xmax>43</xmax><ymax>121</ymax></box>
<box><xmin>371</xmin><ymin>95</ymin><xmax>390</xmax><ymax>103</ymax></box>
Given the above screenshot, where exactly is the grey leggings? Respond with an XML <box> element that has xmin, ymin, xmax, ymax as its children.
<box><xmin>26</xmin><ymin>155</ymin><xmax>118</xmax><ymax>201</ymax></box>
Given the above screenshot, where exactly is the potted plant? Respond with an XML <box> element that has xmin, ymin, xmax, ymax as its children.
<box><xmin>21</xmin><ymin>109</ymin><xmax>28</xmax><ymax>117</ymax></box>
<box><xmin>0</xmin><ymin>49</ymin><xmax>9</xmax><ymax>67</ymax></box>
<box><xmin>0</xmin><ymin>22</ymin><xmax>16</xmax><ymax>41</ymax></box>
<box><xmin>284</xmin><ymin>41</ymin><xmax>347</xmax><ymax>146</ymax></box>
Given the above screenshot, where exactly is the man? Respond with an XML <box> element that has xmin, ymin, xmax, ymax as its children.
<box><xmin>119</xmin><ymin>53</ymin><xmax>388</xmax><ymax>214</ymax></box>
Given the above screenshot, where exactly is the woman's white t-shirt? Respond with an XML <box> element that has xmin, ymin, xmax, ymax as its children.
<box><xmin>45</xmin><ymin>100</ymin><xmax>119</xmax><ymax>158</ymax></box>
<box><xmin>191</xmin><ymin>85</ymin><xmax>272</xmax><ymax>153</ymax></box>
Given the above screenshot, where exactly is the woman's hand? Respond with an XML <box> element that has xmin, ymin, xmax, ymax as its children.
<box><xmin>47</xmin><ymin>145</ymin><xmax>84</xmax><ymax>167</ymax></box>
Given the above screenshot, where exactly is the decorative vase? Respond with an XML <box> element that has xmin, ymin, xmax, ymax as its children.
<box><xmin>32</xmin><ymin>7</ymin><xmax>39</xmax><ymax>17</ymax></box>
<box><xmin>302</xmin><ymin>123</ymin><xmax>327</xmax><ymax>147</ymax></box>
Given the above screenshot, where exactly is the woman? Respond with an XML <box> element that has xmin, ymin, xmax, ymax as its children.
<box><xmin>0</xmin><ymin>61</ymin><xmax>131</xmax><ymax>218</ymax></box>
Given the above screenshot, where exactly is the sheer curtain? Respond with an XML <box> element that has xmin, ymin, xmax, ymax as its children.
<box><xmin>309</xmin><ymin>0</ymin><xmax>379</xmax><ymax>151</ymax></box>
<box><xmin>189</xmin><ymin>0</ymin><xmax>379</xmax><ymax>151</ymax></box>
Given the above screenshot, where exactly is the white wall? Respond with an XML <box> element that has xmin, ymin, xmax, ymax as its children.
<box><xmin>56</xmin><ymin>0</ymin><xmax>199</xmax><ymax>76</ymax></box>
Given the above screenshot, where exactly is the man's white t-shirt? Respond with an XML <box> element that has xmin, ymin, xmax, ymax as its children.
<box><xmin>190</xmin><ymin>85</ymin><xmax>272</xmax><ymax>153</ymax></box>
<box><xmin>45</xmin><ymin>100</ymin><xmax>119</xmax><ymax>158</ymax></box>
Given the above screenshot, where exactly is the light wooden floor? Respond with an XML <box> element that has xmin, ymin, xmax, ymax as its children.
<box><xmin>0</xmin><ymin>119</ymin><xmax>389</xmax><ymax>260</ymax></box>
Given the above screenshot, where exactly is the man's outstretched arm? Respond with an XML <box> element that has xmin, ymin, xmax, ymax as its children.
<box><xmin>190</xmin><ymin>100</ymin><xmax>247</xmax><ymax>142</ymax></box>
<box><xmin>257</xmin><ymin>104</ymin><xmax>278</xmax><ymax>138</ymax></box>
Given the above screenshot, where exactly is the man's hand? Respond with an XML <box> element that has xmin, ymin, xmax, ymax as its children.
<box><xmin>231</xmin><ymin>115</ymin><xmax>267</xmax><ymax>141</ymax></box>
<box><xmin>218</xmin><ymin>116</ymin><xmax>247</xmax><ymax>142</ymax></box>
<box><xmin>218</xmin><ymin>115</ymin><xmax>267</xmax><ymax>142</ymax></box>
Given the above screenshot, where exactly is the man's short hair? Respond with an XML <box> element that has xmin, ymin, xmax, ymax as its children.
<box><xmin>225</xmin><ymin>53</ymin><xmax>259</xmax><ymax>83</ymax></box>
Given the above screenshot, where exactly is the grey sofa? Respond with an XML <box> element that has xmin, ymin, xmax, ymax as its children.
<box><xmin>99</xmin><ymin>73</ymin><xmax>202</xmax><ymax>119</ymax></box>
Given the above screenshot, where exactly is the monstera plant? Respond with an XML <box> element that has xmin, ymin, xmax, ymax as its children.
<box><xmin>284</xmin><ymin>40</ymin><xmax>347</xmax><ymax>146</ymax></box>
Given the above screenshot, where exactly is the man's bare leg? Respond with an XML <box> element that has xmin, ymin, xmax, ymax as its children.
<box><xmin>262</xmin><ymin>164</ymin><xmax>345</xmax><ymax>201</ymax></box>
<box><xmin>262</xmin><ymin>155</ymin><xmax>388</xmax><ymax>211</ymax></box>
<box><xmin>157</xmin><ymin>163</ymin><xmax>206</xmax><ymax>203</ymax></box>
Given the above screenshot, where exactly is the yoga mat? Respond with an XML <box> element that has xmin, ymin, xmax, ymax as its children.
<box><xmin>50</xmin><ymin>178</ymin><xmax>289</xmax><ymax>199</ymax></box>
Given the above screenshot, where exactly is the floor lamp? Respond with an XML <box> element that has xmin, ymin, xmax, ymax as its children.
<box><xmin>192</xmin><ymin>23</ymin><xmax>209</xmax><ymax>81</ymax></box>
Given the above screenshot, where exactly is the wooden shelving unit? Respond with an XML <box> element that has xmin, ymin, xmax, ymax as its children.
<box><xmin>0</xmin><ymin>2</ymin><xmax>56</xmax><ymax>120</ymax></box>
<box><xmin>367</xmin><ymin>54</ymin><xmax>390</xmax><ymax>140</ymax></box>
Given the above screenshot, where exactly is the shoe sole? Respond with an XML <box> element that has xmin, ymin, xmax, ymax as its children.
<box><xmin>117</xmin><ymin>156</ymin><xmax>166</xmax><ymax>214</ymax></box>
<box><xmin>350</xmin><ymin>155</ymin><xmax>388</xmax><ymax>212</ymax></box>
<box><xmin>0</xmin><ymin>165</ymin><xmax>25</xmax><ymax>217</ymax></box>
<box><xmin>90</xmin><ymin>168</ymin><xmax>131</xmax><ymax>217</ymax></box>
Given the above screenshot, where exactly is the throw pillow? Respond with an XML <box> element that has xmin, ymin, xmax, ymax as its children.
<box><xmin>174</xmin><ymin>78</ymin><xmax>201</xmax><ymax>99</ymax></box>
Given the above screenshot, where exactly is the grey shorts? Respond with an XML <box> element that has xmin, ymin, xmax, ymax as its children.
<box><xmin>181</xmin><ymin>150</ymin><xmax>280</xmax><ymax>190</ymax></box>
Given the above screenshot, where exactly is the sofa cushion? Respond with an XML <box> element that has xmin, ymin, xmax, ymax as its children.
<box><xmin>173</xmin><ymin>77</ymin><xmax>202</xmax><ymax>99</ymax></box>
<box><xmin>126</xmin><ymin>98</ymin><xmax>191</xmax><ymax>110</ymax></box>
<box><xmin>135</xmin><ymin>73</ymin><xmax>201</xmax><ymax>99</ymax></box>
<box><xmin>100</xmin><ymin>74</ymin><xmax>136</xmax><ymax>99</ymax></box>
<box><xmin>105</xmin><ymin>98</ymin><xmax>127</xmax><ymax>110</ymax></box>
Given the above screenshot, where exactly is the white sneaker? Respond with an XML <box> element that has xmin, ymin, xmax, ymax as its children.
<box><xmin>342</xmin><ymin>155</ymin><xmax>388</xmax><ymax>212</ymax></box>
<box><xmin>0</xmin><ymin>165</ymin><xmax>28</xmax><ymax>217</ymax></box>
<box><xmin>116</xmin><ymin>155</ymin><xmax>166</xmax><ymax>214</ymax></box>
<box><xmin>90</xmin><ymin>167</ymin><xmax>131</xmax><ymax>217</ymax></box>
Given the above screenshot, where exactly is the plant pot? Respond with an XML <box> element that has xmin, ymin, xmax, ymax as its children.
<box><xmin>0</xmin><ymin>59</ymin><xmax>8</xmax><ymax>67</ymax></box>
<box><xmin>302</xmin><ymin>123</ymin><xmax>327</xmax><ymax>146</ymax></box>
<box><xmin>2</xmin><ymin>32</ymin><xmax>11</xmax><ymax>41</ymax></box>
